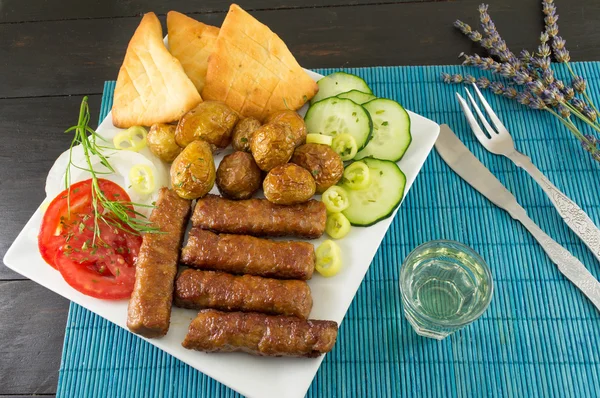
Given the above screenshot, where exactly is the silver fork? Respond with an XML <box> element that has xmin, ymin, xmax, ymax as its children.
<box><xmin>456</xmin><ymin>84</ymin><xmax>600</xmax><ymax>264</ymax></box>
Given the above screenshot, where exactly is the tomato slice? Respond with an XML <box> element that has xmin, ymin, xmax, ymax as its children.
<box><xmin>38</xmin><ymin>178</ymin><xmax>142</xmax><ymax>299</ymax></box>
<box><xmin>55</xmin><ymin>250</ymin><xmax>137</xmax><ymax>300</ymax></box>
<box><xmin>38</xmin><ymin>179</ymin><xmax>94</xmax><ymax>268</ymax></box>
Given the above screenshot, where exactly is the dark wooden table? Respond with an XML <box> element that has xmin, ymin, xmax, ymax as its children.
<box><xmin>1</xmin><ymin>0</ymin><xmax>599</xmax><ymax>396</ymax></box>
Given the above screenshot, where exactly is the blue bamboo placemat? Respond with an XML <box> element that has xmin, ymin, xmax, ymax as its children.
<box><xmin>57</xmin><ymin>63</ymin><xmax>600</xmax><ymax>398</ymax></box>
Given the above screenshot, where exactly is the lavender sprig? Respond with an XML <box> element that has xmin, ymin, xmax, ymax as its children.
<box><xmin>542</xmin><ymin>0</ymin><xmax>600</xmax><ymax>119</ymax></box>
<box><xmin>445</xmin><ymin>2</ymin><xmax>600</xmax><ymax>163</ymax></box>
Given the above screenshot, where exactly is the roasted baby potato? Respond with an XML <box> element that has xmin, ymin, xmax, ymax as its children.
<box><xmin>291</xmin><ymin>143</ymin><xmax>344</xmax><ymax>193</ymax></box>
<box><xmin>175</xmin><ymin>101</ymin><xmax>239</xmax><ymax>149</ymax></box>
<box><xmin>263</xmin><ymin>163</ymin><xmax>316</xmax><ymax>205</ymax></box>
<box><xmin>232</xmin><ymin>117</ymin><xmax>261</xmax><ymax>152</ymax></box>
<box><xmin>250</xmin><ymin>123</ymin><xmax>295</xmax><ymax>171</ymax></box>
<box><xmin>147</xmin><ymin>123</ymin><xmax>182</xmax><ymax>162</ymax></box>
<box><xmin>216</xmin><ymin>151</ymin><xmax>262</xmax><ymax>200</ymax></box>
<box><xmin>265</xmin><ymin>110</ymin><xmax>307</xmax><ymax>148</ymax></box>
<box><xmin>171</xmin><ymin>140</ymin><xmax>216</xmax><ymax>200</ymax></box>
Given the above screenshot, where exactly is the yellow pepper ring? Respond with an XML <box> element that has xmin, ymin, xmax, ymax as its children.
<box><xmin>306</xmin><ymin>133</ymin><xmax>333</xmax><ymax>146</ymax></box>
<box><xmin>321</xmin><ymin>185</ymin><xmax>350</xmax><ymax>213</ymax></box>
<box><xmin>315</xmin><ymin>239</ymin><xmax>342</xmax><ymax>277</ymax></box>
<box><xmin>128</xmin><ymin>164</ymin><xmax>155</xmax><ymax>195</ymax></box>
<box><xmin>343</xmin><ymin>161</ymin><xmax>371</xmax><ymax>190</ymax></box>
<box><xmin>326</xmin><ymin>212</ymin><xmax>351</xmax><ymax>239</ymax></box>
<box><xmin>332</xmin><ymin>133</ymin><xmax>358</xmax><ymax>161</ymax></box>
<box><xmin>113</xmin><ymin>126</ymin><xmax>148</xmax><ymax>152</ymax></box>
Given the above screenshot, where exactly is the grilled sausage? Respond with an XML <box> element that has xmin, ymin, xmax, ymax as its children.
<box><xmin>181</xmin><ymin>229</ymin><xmax>315</xmax><ymax>280</ymax></box>
<box><xmin>127</xmin><ymin>188</ymin><xmax>191</xmax><ymax>338</ymax></box>
<box><xmin>174</xmin><ymin>269</ymin><xmax>312</xmax><ymax>318</ymax></box>
<box><xmin>191</xmin><ymin>194</ymin><xmax>326</xmax><ymax>239</ymax></box>
<box><xmin>182</xmin><ymin>309</ymin><xmax>338</xmax><ymax>357</ymax></box>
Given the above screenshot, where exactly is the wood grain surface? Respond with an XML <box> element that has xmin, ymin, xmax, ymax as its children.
<box><xmin>1</xmin><ymin>0</ymin><xmax>598</xmax><ymax>395</ymax></box>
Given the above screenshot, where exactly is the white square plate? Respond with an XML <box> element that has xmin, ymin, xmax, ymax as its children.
<box><xmin>4</xmin><ymin>70</ymin><xmax>439</xmax><ymax>398</ymax></box>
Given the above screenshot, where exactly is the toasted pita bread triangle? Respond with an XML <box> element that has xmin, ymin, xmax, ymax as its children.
<box><xmin>112</xmin><ymin>13</ymin><xmax>202</xmax><ymax>128</ymax></box>
<box><xmin>202</xmin><ymin>4</ymin><xmax>318</xmax><ymax>121</ymax></box>
<box><xmin>167</xmin><ymin>11</ymin><xmax>220</xmax><ymax>93</ymax></box>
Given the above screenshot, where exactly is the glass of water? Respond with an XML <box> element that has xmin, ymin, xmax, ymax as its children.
<box><xmin>400</xmin><ymin>240</ymin><xmax>493</xmax><ymax>340</ymax></box>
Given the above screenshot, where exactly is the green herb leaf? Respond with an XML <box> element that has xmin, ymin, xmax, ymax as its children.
<box><xmin>64</xmin><ymin>97</ymin><xmax>162</xmax><ymax>241</ymax></box>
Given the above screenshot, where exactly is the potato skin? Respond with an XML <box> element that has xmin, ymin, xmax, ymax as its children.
<box><xmin>171</xmin><ymin>140</ymin><xmax>216</xmax><ymax>200</ymax></box>
<box><xmin>250</xmin><ymin>123</ymin><xmax>295</xmax><ymax>172</ymax></box>
<box><xmin>175</xmin><ymin>101</ymin><xmax>239</xmax><ymax>149</ymax></box>
<box><xmin>216</xmin><ymin>151</ymin><xmax>262</xmax><ymax>200</ymax></box>
<box><xmin>265</xmin><ymin>110</ymin><xmax>307</xmax><ymax>148</ymax></box>
<box><xmin>291</xmin><ymin>143</ymin><xmax>344</xmax><ymax>193</ymax></box>
<box><xmin>147</xmin><ymin>123</ymin><xmax>182</xmax><ymax>162</ymax></box>
<box><xmin>263</xmin><ymin>164</ymin><xmax>316</xmax><ymax>205</ymax></box>
<box><xmin>232</xmin><ymin>117</ymin><xmax>261</xmax><ymax>152</ymax></box>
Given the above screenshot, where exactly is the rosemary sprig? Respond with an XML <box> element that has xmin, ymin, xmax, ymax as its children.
<box><xmin>65</xmin><ymin>97</ymin><xmax>159</xmax><ymax>243</ymax></box>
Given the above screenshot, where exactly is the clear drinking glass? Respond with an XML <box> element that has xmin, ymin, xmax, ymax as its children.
<box><xmin>400</xmin><ymin>240</ymin><xmax>493</xmax><ymax>340</ymax></box>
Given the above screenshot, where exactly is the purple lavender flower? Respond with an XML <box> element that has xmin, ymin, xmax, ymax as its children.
<box><xmin>562</xmin><ymin>87</ymin><xmax>575</xmax><ymax>101</ymax></box>
<box><xmin>554</xmin><ymin>80</ymin><xmax>565</xmax><ymax>91</ymax></box>
<box><xmin>514</xmin><ymin>71</ymin><xmax>532</xmax><ymax>85</ymax></box>
<box><xmin>503</xmin><ymin>87</ymin><xmax>518</xmax><ymax>99</ymax></box>
<box><xmin>583</xmin><ymin>106</ymin><xmax>598</xmax><ymax>122</ymax></box>
<box><xmin>454</xmin><ymin>20</ymin><xmax>483</xmax><ymax>42</ymax></box>
<box><xmin>527</xmin><ymin>80</ymin><xmax>545</xmax><ymax>96</ymax></box>
<box><xmin>529</xmin><ymin>96</ymin><xmax>547</xmax><ymax>110</ymax></box>
<box><xmin>557</xmin><ymin>103</ymin><xmax>571</xmax><ymax>118</ymax></box>
<box><xmin>499</xmin><ymin>63</ymin><xmax>516</xmax><ymax>79</ymax></box>
<box><xmin>555</xmin><ymin>47</ymin><xmax>570</xmax><ymax>63</ymax></box>
<box><xmin>553</xmin><ymin>36</ymin><xmax>566</xmax><ymax>50</ymax></box>
<box><xmin>541</xmin><ymin>87</ymin><xmax>563</xmax><ymax>107</ymax></box>
<box><xmin>519</xmin><ymin>49</ymin><xmax>532</xmax><ymax>64</ymax></box>
<box><xmin>542</xmin><ymin>0</ymin><xmax>555</xmax><ymax>17</ymax></box>
<box><xmin>584</xmin><ymin>134</ymin><xmax>598</xmax><ymax>146</ymax></box>
<box><xmin>461</xmin><ymin>54</ymin><xmax>502</xmax><ymax>73</ymax></box>
<box><xmin>451</xmin><ymin>74</ymin><xmax>464</xmax><ymax>84</ymax></box>
<box><xmin>582</xmin><ymin>135</ymin><xmax>600</xmax><ymax>160</ymax></box>
<box><xmin>476</xmin><ymin>77</ymin><xmax>491</xmax><ymax>89</ymax></box>
<box><xmin>538</xmin><ymin>43</ymin><xmax>551</xmax><ymax>58</ymax></box>
<box><xmin>572</xmin><ymin>76</ymin><xmax>587</xmax><ymax>93</ymax></box>
<box><xmin>517</xmin><ymin>91</ymin><xmax>533</xmax><ymax>106</ymax></box>
<box><xmin>440</xmin><ymin>73</ymin><xmax>478</xmax><ymax>85</ymax></box>
<box><xmin>478</xmin><ymin>4</ymin><xmax>516</xmax><ymax>64</ymax></box>
<box><xmin>532</xmin><ymin>57</ymin><xmax>551</xmax><ymax>70</ymax></box>
<box><xmin>542</xmin><ymin>69</ymin><xmax>554</xmax><ymax>86</ymax></box>
<box><xmin>490</xmin><ymin>81</ymin><xmax>505</xmax><ymax>95</ymax></box>
<box><xmin>572</xmin><ymin>98</ymin><xmax>586</xmax><ymax>112</ymax></box>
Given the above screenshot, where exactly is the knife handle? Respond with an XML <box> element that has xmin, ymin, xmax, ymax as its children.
<box><xmin>509</xmin><ymin>150</ymin><xmax>600</xmax><ymax>263</ymax></box>
<box><xmin>512</xmin><ymin>207</ymin><xmax>600</xmax><ymax>311</ymax></box>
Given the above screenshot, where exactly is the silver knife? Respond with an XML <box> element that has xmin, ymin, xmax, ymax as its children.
<box><xmin>435</xmin><ymin>124</ymin><xmax>600</xmax><ymax>311</ymax></box>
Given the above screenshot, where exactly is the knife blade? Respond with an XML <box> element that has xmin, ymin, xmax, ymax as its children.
<box><xmin>435</xmin><ymin>124</ymin><xmax>600</xmax><ymax>312</ymax></box>
<box><xmin>435</xmin><ymin>124</ymin><xmax>523</xmax><ymax>218</ymax></box>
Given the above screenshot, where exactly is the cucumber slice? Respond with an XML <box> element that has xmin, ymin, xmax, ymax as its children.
<box><xmin>342</xmin><ymin>158</ymin><xmax>406</xmax><ymax>226</ymax></box>
<box><xmin>355</xmin><ymin>99</ymin><xmax>412</xmax><ymax>162</ymax></box>
<box><xmin>337</xmin><ymin>90</ymin><xmax>377</xmax><ymax>105</ymax></box>
<box><xmin>304</xmin><ymin>97</ymin><xmax>373</xmax><ymax>151</ymax></box>
<box><xmin>311</xmin><ymin>72</ymin><xmax>372</xmax><ymax>104</ymax></box>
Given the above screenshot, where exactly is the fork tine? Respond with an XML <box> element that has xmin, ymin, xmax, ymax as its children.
<box><xmin>464</xmin><ymin>88</ymin><xmax>497</xmax><ymax>138</ymax></box>
<box><xmin>455</xmin><ymin>93</ymin><xmax>490</xmax><ymax>144</ymax></box>
<box><xmin>471</xmin><ymin>83</ymin><xmax>510</xmax><ymax>135</ymax></box>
